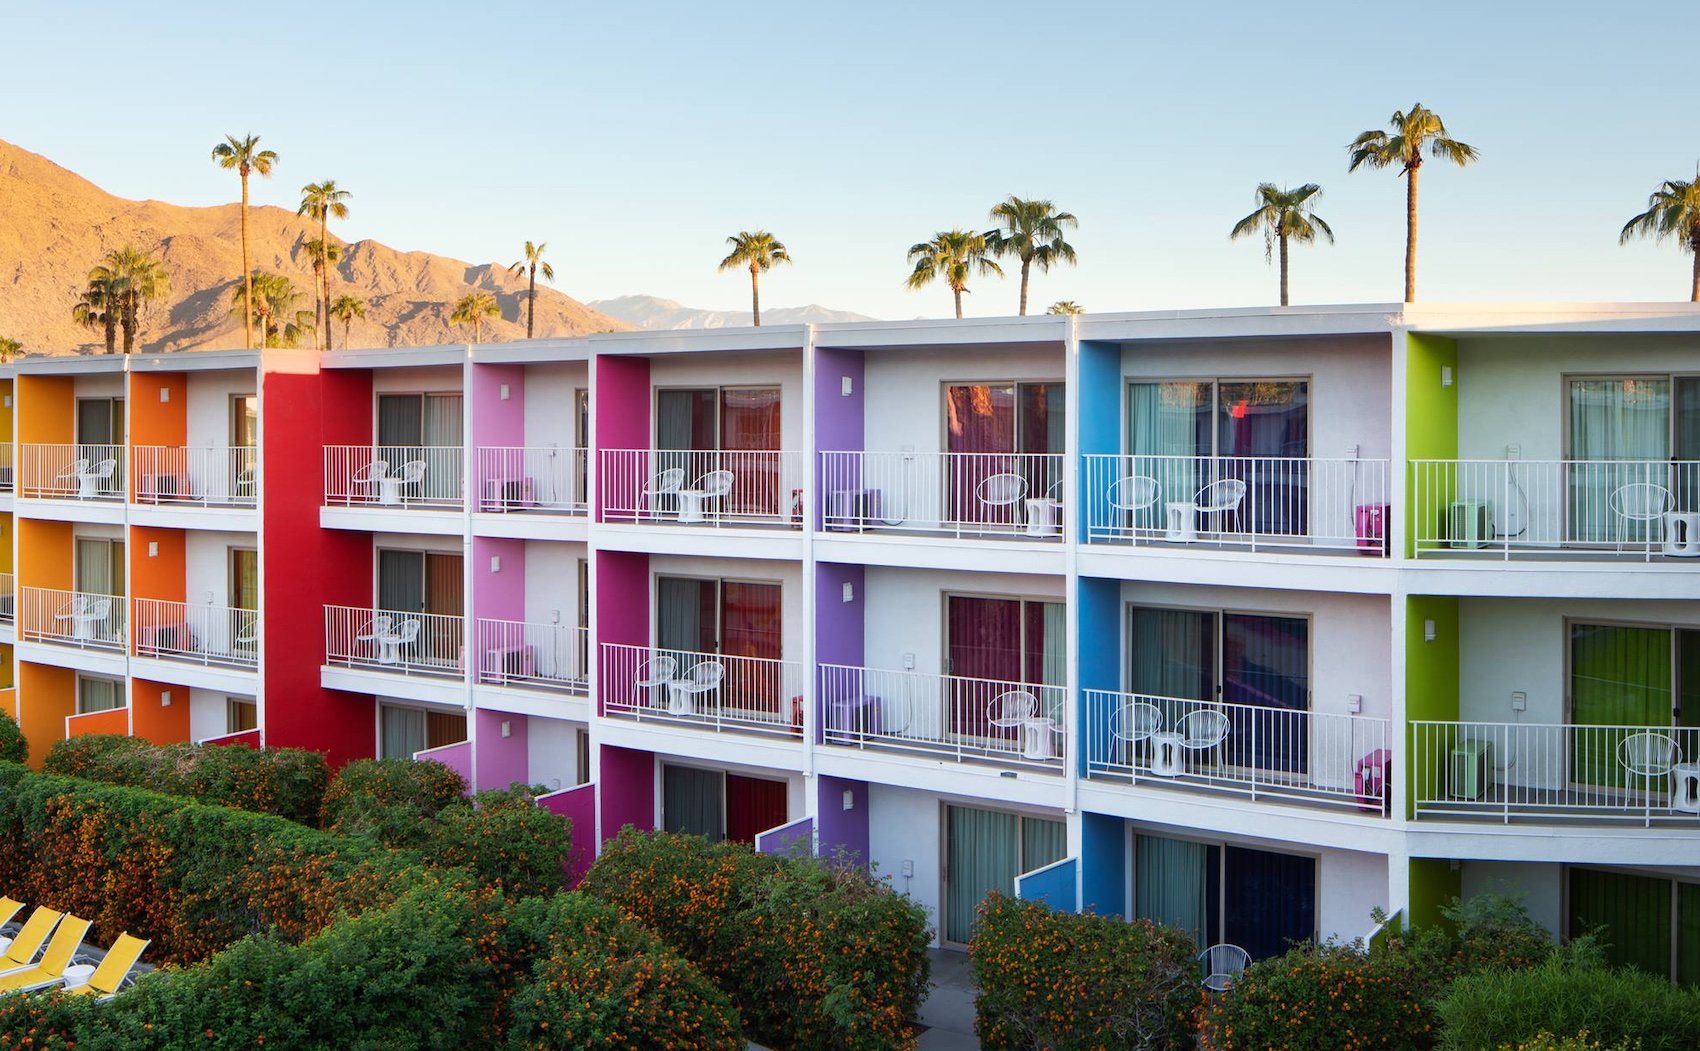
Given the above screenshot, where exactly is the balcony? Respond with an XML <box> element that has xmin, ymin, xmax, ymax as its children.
<box><xmin>133</xmin><ymin>598</ymin><xmax>257</xmax><ymax>669</ymax></box>
<box><xmin>323</xmin><ymin>446</ymin><xmax>465</xmax><ymax>510</ymax></box>
<box><xmin>324</xmin><ymin>604</ymin><xmax>464</xmax><ymax>677</ymax></box>
<box><xmin>1083</xmin><ymin>690</ymin><xmax>1391</xmax><ymax>813</ymax></box>
<box><xmin>601</xmin><ymin>642</ymin><xmax>804</xmax><ymax>738</ymax></box>
<box><xmin>0</xmin><ymin>573</ymin><xmax>12</xmax><ymax>623</ymax></box>
<box><xmin>475</xmin><ymin>447</ymin><xmax>588</xmax><ymax>514</ymax></box>
<box><xmin>20</xmin><ymin>587</ymin><xmax>126</xmax><ymax>651</ymax></box>
<box><xmin>600</xmin><ymin>450</ymin><xmax>806</xmax><ymax>528</ymax></box>
<box><xmin>817</xmin><ymin>664</ymin><xmax>1067</xmax><ymax>771</ymax></box>
<box><xmin>1411</xmin><ymin>459</ymin><xmax>1700</xmax><ymax>560</ymax></box>
<box><xmin>1083</xmin><ymin>454</ymin><xmax>1390</xmax><ymax>555</ymax></box>
<box><xmin>1411</xmin><ymin>720</ymin><xmax>1700</xmax><ymax>825</ymax></box>
<box><xmin>0</xmin><ymin>444</ymin><xmax>12</xmax><ymax>492</ymax></box>
<box><xmin>132</xmin><ymin>446</ymin><xmax>256</xmax><ymax>507</ymax></box>
<box><xmin>20</xmin><ymin>444</ymin><xmax>125</xmax><ymax>501</ymax></box>
<box><xmin>817</xmin><ymin>452</ymin><xmax>1065</xmax><ymax>539</ymax></box>
<box><xmin>475</xmin><ymin>619</ymin><xmax>588</xmax><ymax>693</ymax></box>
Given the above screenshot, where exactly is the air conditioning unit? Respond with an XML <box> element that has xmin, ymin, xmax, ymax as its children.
<box><xmin>1448</xmin><ymin>738</ymin><xmax>1494</xmax><ymax>800</ymax></box>
<box><xmin>1446</xmin><ymin>500</ymin><xmax>1494</xmax><ymax>549</ymax></box>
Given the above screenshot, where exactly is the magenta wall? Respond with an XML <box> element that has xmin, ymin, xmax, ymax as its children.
<box><xmin>538</xmin><ymin>783</ymin><xmax>597</xmax><ymax>888</ymax></box>
<box><xmin>595</xmin><ymin>550</ymin><xmax>649</xmax><ymax>715</ymax></box>
<box><xmin>598</xmin><ymin>744</ymin><xmax>655</xmax><ymax>841</ymax></box>
<box><xmin>593</xmin><ymin>354</ymin><xmax>650</xmax><ymax>519</ymax></box>
<box><xmin>817</xmin><ymin>775</ymin><xmax>870</xmax><ymax>867</ymax></box>
<box><xmin>474</xmin><ymin>708</ymin><xmax>530</xmax><ymax>790</ymax></box>
<box><xmin>416</xmin><ymin>743</ymin><xmax>474</xmax><ymax>788</ymax></box>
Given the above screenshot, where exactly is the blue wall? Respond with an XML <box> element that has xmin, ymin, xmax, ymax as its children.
<box><xmin>1080</xmin><ymin>811</ymin><xmax>1125</xmax><ymax>917</ymax></box>
<box><xmin>1078</xmin><ymin>575</ymin><xmax>1121</xmax><ymax>777</ymax></box>
<box><xmin>1077</xmin><ymin>338</ymin><xmax>1122</xmax><ymax>542</ymax></box>
<box><xmin>1017</xmin><ymin>857</ymin><xmax>1079</xmax><ymax>912</ymax></box>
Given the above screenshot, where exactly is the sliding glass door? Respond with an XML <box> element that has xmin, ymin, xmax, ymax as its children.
<box><xmin>378</xmin><ymin>704</ymin><xmax>466</xmax><ymax>760</ymax></box>
<box><xmin>376</xmin><ymin>550</ymin><xmax>464</xmax><ymax>666</ymax></box>
<box><xmin>943</xmin><ymin>805</ymin><xmax>1065</xmax><ymax>945</ymax></box>
<box><xmin>1134</xmin><ymin>834</ymin><xmax>1315</xmax><ymax>958</ymax></box>
<box><xmin>377</xmin><ymin>393</ymin><xmax>463</xmax><ymax>500</ymax></box>
<box><xmin>656</xmin><ymin>577</ymin><xmax>783</xmax><ymax>715</ymax></box>
<box><xmin>656</xmin><ymin>387</ymin><xmax>783</xmax><ymax>515</ymax></box>
<box><xmin>1570</xmin><ymin>868</ymin><xmax>1700</xmax><ymax>985</ymax></box>
<box><xmin>1570</xmin><ymin>622</ymin><xmax>1699</xmax><ymax>788</ymax></box>
<box><xmin>944</xmin><ymin>383</ymin><xmax>1064</xmax><ymax>523</ymax></box>
<box><xmin>75</xmin><ymin>538</ymin><xmax>124</xmax><ymax>597</ymax></box>
<box><xmin>662</xmin><ymin>765</ymin><xmax>788</xmax><ymax>845</ymax></box>
<box><xmin>947</xmin><ymin>595</ymin><xmax>1064</xmax><ymax>740</ymax></box>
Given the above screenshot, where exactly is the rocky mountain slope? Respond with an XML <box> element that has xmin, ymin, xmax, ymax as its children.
<box><xmin>590</xmin><ymin>294</ymin><xmax>875</xmax><ymax>330</ymax></box>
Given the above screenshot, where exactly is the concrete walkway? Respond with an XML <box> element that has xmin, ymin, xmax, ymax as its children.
<box><xmin>915</xmin><ymin>948</ymin><xmax>980</xmax><ymax>1050</ymax></box>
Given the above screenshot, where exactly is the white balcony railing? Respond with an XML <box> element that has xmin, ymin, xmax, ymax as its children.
<box><xmin>817</xmin><ymin>663</ymin><xmax>1068</xmax><ymax>769</ymax></box>
<box><xmin>132</xmin><ymin>446</ymin><xmax>257</xmax><ymax>507</ymax></box>
<box><xmin>1082</xmin><ymin>454</ymin><xmax>1390</xmax><ymax>554</ymax></box>
<box><xmin>20</xmin><ymin>587</ymin><xmax>126</xmax><ymax>650</ymax></box>
<box><xmin>1083</xmin><ymin>690</ymin><xmax>1391</xmax><ymax>812</ymax></box>
<box><xmin>1411</xmin><ymin>459</ymin><xmax>1700</xmax><ymax>560</ymax></box>
<box><xmin>0</xmin><ymin>573</ymin><xmax>12</xmax><ymax>623</ymax></box>
<box><xmin>599</xmin><ymin>449</ymin><xmax>806</xmax><ymax>527</ymax></box>
<box><xmin>1411</xmin><ymin>720</ymin><xmax>1700</xmax><ymax>824</ymax></box>
<box><xmin>476</xmin><ymin>446</ymin><xmax>588</xmax><ymax>514</ymax></box>
<box><xmin>323</xmin><ymin>446</ymin><xmax>465</xmax><ymax>509</ymax></box>
<box><xmin>20</xmin><ymin>444</ymin><xmax>125</xmax><ymax>500</ymax></box>
<box><xmin>0</xmin><ymin>444</ymin><xmax>13</xmax><ymax>492</ymax></box>
<box><xmin>601</xmin><ymin>642</ymin><xmax>804</xmax><ymax>737</ymax></box>
<box><xmin>133</xmin><ymin>598</ymin><xmax>258</xmax><ymax>668</ymax></box>
<box><xmin>324</xmin><ymin>604</ymin><xmax>464</xmax><ymax>677</ymax></box>
<box><xmin>475</xmin><ymin>619</ymin><xmax>589</xmax><ymax>693</ymax></box>
<box><xmin>818</xmin><ymin>451</ymin><xmax>1067</xmax><ymax>538</ymax></box>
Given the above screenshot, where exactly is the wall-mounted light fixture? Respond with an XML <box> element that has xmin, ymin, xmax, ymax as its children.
<box><xmin>501</xmin><ymin>720</ymin><xmax>512</xmax><ymax>738</ymax></box>
<box><xmin>1441</xmin><ymin>366</ymin><xmax>1453</xmax><ymax>388</ymax></box>
<box><xmin>160</xmin><ymin>690</ymin><xmax>172</xmax><ymax>707</ymax></box>
<box><xmin>842</xmin><ymin>789</ymin><xmax>855</xmax><ymax>811</ymax></box>
<box><xmin>841</xmin><ymin>582</ymin><xmax>854</xmax><ymax>603</ymax></box>
<box><xmin>489</xmin><ymin>556</ymin><xmax>502</xmax><ymax>573</ymax></box>
<box><xmin>499</xmin><ymin>383</ymin><xmax>511</xmax><ymax>401</ymax></box>
<box><xmin>840</xmin><ymin>376</ymin><xmax>853</xmax><ymax>397</ymax></box>
<box><xmin>1423</xmin><ymin>618</ymin><xmax>1437</xmax><ymax>643</ymax></box>
<box><xmin>159</xmin><ymin>387</ymin><xmax>171</xmax><ymax>403</ymax></box>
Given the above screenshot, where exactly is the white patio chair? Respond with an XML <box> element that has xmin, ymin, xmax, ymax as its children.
<box><xmin>77</xmin><ymin>459</ymin><xmax>117</xmax><ymax>499</ymax></box>
<box><xmin>52</xmin><ymin>459</ymin><xmax>90</xmax><ymax>495</ymax></box>
<box><xmin>1194</xmin><ymin>478</ymin><xmax>1247</xmax><ymax>532</ymax></box>
<box><xmin>350</xmin><ymin>460</ymin><xmax>388</xmax><ymax>502</ymax></box>
<box><xmin>987</xmin><ymin>690</ymin><xmax>1038</xmax><ymax>753</ymax></box>
<box><xmin>668</xmin><ymin>660</ymin><xmax>725</xmax><ymax>715</ymax></box>
<box><xmin>634</xmin><ymin>655</ymin><xmax>678</xmax><ymax>708</ymax></box>
<box><xmin>1199</xmin><ymin>943</ymin><xmax>1250</xmax><ymax>992</ymax></box>
<box><xmin>387</xmin><ymin>460</ymin><xmax>428</xmax><ymax>504</ymax></box>
<box><xmin>692</xmin><ymin>470</ymin><xmax>736</xmax><ymax>519</ymax></box>
<box><xmin>1176</xmin><ymin>708</ymin><xmax>1231</xmax><ymax>771</ymax></box>
<box><xmin>1618</xmin><ymin>730</ymin><xmax>1680</xmax><ymax>783</ymax></box>
<box><xmin>643</xmin><ymin>468</ymin><xmax>685</xmax><ymax>519</ymax></box>
<box><xmin>1111</xmin><ymin>700</ymin><xmax>1164</xmax><ymax>761</ymax></box>
<box><xmin>1610</xmin><ymin>482</ymin><xmax>1673</xmax><ymax>548</ymax></box>
<box><xmin>372</xmin><ymin>618</ymin><xmax>418</xmax><ymax>665</ymax></box>
<box><xmin>1107</xmin><ymin>475</ymin><xmax>1160</xmax><ymax>531</ymax></box>
<box><xmin>977</xmin><ymin>472</ymin><xmax>1028</xmax><ymax>517</ymax></box>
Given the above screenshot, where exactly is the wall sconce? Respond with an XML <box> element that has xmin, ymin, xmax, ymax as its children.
<box><xmin>160</xmin><ymin>690</ymin><xmax>172</xmax><ymax>707</ymax></box>
<box><xmin>499</xmin><ymin>383</ymin><xmax>511</xmax><ymax>401</ymax></box>
<box><xmin>842</xmin><ymin>789</ymin><xmax>855</xmax><ymax>811</ymax></box>
<box><xmin>148</xmin><ymin>542</ymin><xmax>159</xmax><ymax>557</ymax></box>
<box><xmin>840</xmin><ymin>376</ymin><xmax>853</xmax><ymax>397</ymax></box>
<box><xmin>841</xmin><ymin>582</ymin><xmax>854</xmax><ymax>603</ymax></box>
<box><xmin>489</xmin><ymin>556</ymin><xmax>502</xmax><ymax>573</ymax></box>
<box><xmin>501</xmin><ymin>720</ymin><xmax>512</xmax><ymax>738</ymax></box>
<box><xmin>1440</xmin><ymin>366</ymin><xmax>1453</xmax><ymax>388</ymax></box>
<box><xmin>159</xmin><ymin>387</ymin><xmax>171</xmax><ymax>403</ymax></box>
<box><xmin>1423</xmin><ymin>619</ymin><xmax>1437</xmax><ymax>643</ymax></box>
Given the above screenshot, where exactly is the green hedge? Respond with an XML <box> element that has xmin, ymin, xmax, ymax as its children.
<box><xmin>43</xmin><ymin>735</ymin><xmax>329</xmax><ymax>825</ymax></box>
<box><xmin>320</xmin><ymin>756</ymin><xmax>468</xmax><ymax>835</ymax></box>
<box><xmin>581</xmin><ymin>828</ymin><xmax>931</xmax><ymax>1051</ymax></box>
<box><xmin>0</xmin><ymin>711</ymin><xmax>26</xmax><ymax>765</ymax></box>
<box><xmin>1436</xmin><ymin>953</ymin><xmax>1700</xmax><ymax>1051</ymax></box>
<box><xmin>969</xmin><ymin>893</ymin><xmax>1197</xmax><ymax>1051</ymax></box>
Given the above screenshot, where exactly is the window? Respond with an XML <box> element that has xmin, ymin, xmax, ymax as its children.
<box><xmin>225</xmin><ymin>697</ymin><xmax>257</xmax><ymax>734</ymax></box>
<box><xmin>1569</xmin><ymin>622</ymin><xmax>1700</xmax><ymax>787</ymax></box>
<box><xmin>378</xmin><ymin>704</ymin><xmax>466</xmax><ymax>759</ymax></box>
<box><xmin>661</xmin><ymin>764</ymin><xmax>786</xmax><ymax>845</ymax></box>
<box><xmin>944</xmin><ymin>383</ymin><xmax>1064</xmax><ymax>522</ymax></box>
<box><xmin>656</xmin><ymin>576</ymin><xmax>782</xmax><ymax>716</ymax></box>
<box><xmin>1127</xmin><ymin>606</ymin><xmax>1311</xmax><ymax>773</ymax></box>
<box><xmin>943</xmin><ymin>805</ymin><xmax>1066</xmax><ymax>945</ymax></box>
<box><xmin>575</xmin><ymin>728</ymin><xmax>591</xmax><ymax>786</ymax></box>
<box><xmin>230</xmin><ymin>394</ymin><xmax>258</xmax><ymax>447</ymax></box>
<box><xmin>229</xmin><ymin>548</ymin><xmax>258</xmax><ymax>610</ymax></box>
<box><xmin>656</xmin><ymin>387</ymin><xmax>783</xmax><ymax>515</ymax></box>
<box><xmin>376</xmin><ymin>550</ymin><xmax>464</xmax><ymax>668</ymax></box>
<box><xmin>377</xmin><ymin>393</ymin><xmax>463</xmax><ymax>501</ymax></box>
<box><xmin>1134</xmin><ymin>834</ymin><xmax>1316</xmax><ymax>959</ymax></box>
<box><xmin>74</xmin><ymin>537</ymin><xmax>124</xmax><ymax>597</ymax></box>
<box><xmin>1569</xmin><ymin>868</ymin><xmax>1700</xmax><ymax>985</ymax></box>
<box><xmin>946</xmin><ymin>595</ymin><xmax>1065</xmax><ymax>738</ymax></box>
<box><xmin>76</xmin><ymin>676</ymin><xmax>123</xmax><ymax>715</ymax></box>
<box><xmin>1567</xmin><ymin>377</ymin><xmax>1700</xmax><ymax>538</ymax></box>
<box><xmin>76</xmin><ymin>397</ymin><xmax>125</xmax><ymax>447</ymax></box>
<box><xmin>574</xmin><ymin>389</ymin><xmax>590</xmax><ymax>507</ymax></box>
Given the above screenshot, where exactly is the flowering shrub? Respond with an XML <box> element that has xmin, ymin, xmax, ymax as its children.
<box><xmin>44</xmin><ymin>734</ymin><xmax>329</xmax><ymax>825</ymax></box>
<box><xmin>0</xmin><ymin>990</ymin><xmax>85</xmax><ymax>1050</ymax></box>
<box><xmin>1495</xmin><ymin>1034</ymin><xmax>1642</xmax><ymax>1051</ymax></box>
<box><xmin>970</xmin><ymin>893</ymin><xmax>1197</xmax><ymax>1051</ymax></box>
<box><xmin>320</xmin><ymin>756</ymin><xmax>469</xmax><ymax>837</ymax></box>
<box><xmin>0</xmin><ymin>711</ymin><xmax>26</xmax><ymax>765</ymax></box>
<box><xmin>581</xmin><ymin>828</ymin><xmax>931</xmax><ymax>1051</ymax></box>
<box><xmin>433</xmin><ymin>787</ymin><xmax>573</xmax><ymax>899</ymax></box>
<box><xmin>1437</xmin><ymin>953</ymin><xmax>1700</xmax><ymax>1051</ymax></box>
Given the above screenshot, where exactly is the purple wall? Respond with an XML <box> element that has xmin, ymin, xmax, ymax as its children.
<box><xmin>537</xmin><ymin>782</ymin><xmax>598</xmax><ymax>888</ymax></box>
<box><xmin>812</xmin><ymin>346</ymin><xmax>865</xmax><ymax>529</ymax></box>
<box><xmin>593</xmin><ymin>354</ymin><xmax>651</xmax><ymax>519</ymax></box>
<box><xmin>415</xmin><ymin>742</ymin><xmax>473</xmax><ymax>789</ymax></box>
<box><xmin>756</xmin><ymin>816</ymin><xmax>815</xmax><ymax>858</ymax></box>
<box><xmin>474</xmin><ymin>708</ymin><xmax>530</xmax><ymax>791</ymax></box>
<box><xmin>814</xmin><ymin>562</ymin><xmax>864</xmax><ymax>668</ymax></box>
<box><xmin>598</xmin><ymin>744</ymin><xmax>655</xmax><ymax>841</ymax></box>
<box><xmin>816</xmin><ymin>775</ymin><xmax>870</xmax><ymax>867</ymax></box>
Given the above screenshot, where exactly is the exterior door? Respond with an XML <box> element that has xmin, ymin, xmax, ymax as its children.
<box><xmin>75</xmin><ymin>538</ymin><xmax>124</xmax><ymax>597</ymax></box>
<box><xmin>943</xmin><ymin>805</ymin><xmax>1065</xmax><ymax>945</ymax></box>
<box><xmin>725</xmin><ymin>774</ymin><xmax>788</xmax><ymax>844</ymax></box>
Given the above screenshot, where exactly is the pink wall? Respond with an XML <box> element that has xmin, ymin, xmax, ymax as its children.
<box><xmin>415</xmin><ymin>742</ymin><xmax>473</xmax><ymax>788</ymax></box>
<box><xmin>592</xmin><ymin>355</ymin><xmax>650</xmax><ymax>519</ymax></box>
<box><xmin>472</xmin><ymin>363</ymin><xmax>526</xmax><ymax>446</ymax></box>
<box><xmin>598</xmin><ymin>744</ymin><xmax>655</xmax><ymax>841</ymax></box>
<box><xmin>472</xmin><ymin>537</ymin><xmax>526</xmax><ymax>622</ymax></box>
<box><xmin>474</xmin><ymin>708</ymin><xmax>530</xmax><ymax>790</ymax></box>
<box><xmin>595</xmin><ymin>550</ymin><xmax>649</xmax><ymax>715</ymax></box>
<box><xmin>538</xmin><ymin>782</ymin><xmax>597</xmax><ymax>888</ymax></box>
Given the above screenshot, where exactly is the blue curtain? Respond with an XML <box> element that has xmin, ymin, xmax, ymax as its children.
<box><xmin>1222</xmin><ymin>846</ymin><xmax>1314</xmax><ymax>961</ymax></box>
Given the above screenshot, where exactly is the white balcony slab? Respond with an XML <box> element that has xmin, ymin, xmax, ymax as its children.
<box><xmin>129</xmin><ymin>655</ymin><xmax>258</xmax><ymax>695</ymax></box>
<box><xmin>320</xmin><ymin>664</ymin><xmax>467</xmax><ymax>707</ymax></box>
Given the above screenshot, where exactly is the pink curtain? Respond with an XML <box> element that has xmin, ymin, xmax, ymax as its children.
<box><xmin>949</xmin><ymin>596</ymin><xmax>1021</xmax><ymax>738</ymax></box>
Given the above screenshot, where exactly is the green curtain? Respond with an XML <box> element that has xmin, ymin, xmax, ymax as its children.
<box><xmin>662</xmin><ymin>765</ymin><xmax>725</xmax><ymax>841</ymax></box>
<box><xmin>1041</xmin><ymin>602</ymin><xmax>1067</xmax><ymax>690</ymax></box>
<box><xmin>1570</xmin><ymin>868</ymin><xmax>1671</xmax><ymax>980</ymax></box>
<box><xmin>1569</xmin><ymin>379</ymin><xmax>1670</xmax><ymax>541</ymax></box>
<box><xmin>1020</xmin><ymin>817</ymin><xmax>1067</xmax><ymax>873</ymax></box>
<box><xmin>1679</xmin><ymin>882</ymin><xmax>1700</xmax><ymax>987</ymax></box>
<box><xmin>1129</xmin><ymin>607</ymin><xmax>1215</xmax><ymax>736</ymax></box>
<box><xmin>1571</xmin><ymin>624</ymin><xmax>1672</xmax><ymax>786</ymax></box>
<box><xmin>1127</xmin><ymin>382</ymin><xmax>1208</xmax><ymax>528</ymax></box>
<box><xmin>1135</xmin><ymin>834</ymin><xmax>1209</xmax><ymax>948</ymax></box>
<box><xmin>945</xmin><ymin>805</ymin><xmax>1019</xmax><ymax>944</ymax></box>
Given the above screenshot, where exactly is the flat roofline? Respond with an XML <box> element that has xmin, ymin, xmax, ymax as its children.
<box><xmin>323</xmin><ymin>345</ymin><xmax>471</xmax><ymax>369</ymax></box>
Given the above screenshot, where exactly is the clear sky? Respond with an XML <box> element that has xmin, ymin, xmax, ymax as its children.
<box><xmin>6</xmin><ymin>0</ymin><xmax>1699</xmax><ymax>320</ymax></box>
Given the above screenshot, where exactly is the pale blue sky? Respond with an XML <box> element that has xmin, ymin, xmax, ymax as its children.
<box><xmin>7</xmin><ymin>0</ymin><xmax>1699</xmax><ymax>319</ymax></box>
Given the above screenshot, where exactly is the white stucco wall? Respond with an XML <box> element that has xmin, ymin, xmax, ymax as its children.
<box><xmin>522</xmin><ymin>362</ymin><xmax>587</xmax><ymax>450</ymax></box>
<box><xmin>861</xmin><ymin>345</ymin><xmax>1065</xmax><ymax>457</ymax></box>
<box><xmin>185</xmin><ymin>370</ymin><xmax>257</xmax><ymax>449</ymax></box>
<box><xmin>646</xmin><ymin>352</ymin><xmax>804</xmax><ymax>454</ymax></box>
<box><xmin>522</xmin><ymin>540</ymin><xmax>583</xmax><ymax>626</ymax></box>
<box><xmin>867</xmin><ymin>784</ymin><xmax>945</xmax><ymax>943</ymax></box>
<box><xmin>861</xmin><ymin>567</ymin><xmax>1067</xmax><ymax>678</ymax></box>
<box><xmin>526</xmin><ymin>714</ymin><xmax>583</xmax><ymax>791</ymax></box>
<box><xmin>372</xmin><ymin>365</ymin><xmax>463</xmax><ymax>395</ymax></box>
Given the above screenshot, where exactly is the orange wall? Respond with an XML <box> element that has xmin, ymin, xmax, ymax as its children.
<box><xmin>0</xmin><ymin>687</ymin><xmax>15</xmax><ymax>724</ymax></box>
<box><xmin>128</xmin><ymin>372</ymin><xmax>186</xmax><ymax>447</ymax></box>
<box><xmin>129</xmin><ymin>526</ymin><xmax>185</xmax><ymax>603</ymax></box>
<box><xmin>18</xmin><ymin>375</ymin><xmax>73</xmax><ymax>444</ymax></box>
<box><xmin>129</xmin><ymin>679</ymin><xmax>189</xmax><ymax>745</ymax></box>
<box><xmin>17</xmin><ymin>519</ymin><xmax>71</xmax><ymax>591</ymax></box>
<box><xmin>0</xmin><ymin>380</ymin><xmax>14</xmax><ymax>444</ymax></box>
<box><xmin>66</xmin><ymin>708</ymin><xmax>128</xmax><ymax>740</ymax></box>
<box><xmin>19</xmin><ymin>663</ymin><xmax>73</xmax><ymax>767</ymax></box>
<box><xmin>0</xmin><ymin>512</ymin><xmax>12</xmax><ymax>575</ymax></box>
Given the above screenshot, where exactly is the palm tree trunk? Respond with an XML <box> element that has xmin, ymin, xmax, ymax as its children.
<box><xmin>1404</xmin><ymin>163</ymin><xmax>1419</xmax><ymax>303</ymax></box>
<box><xmin>1690</xmin><ymin>232</ymin><xmax>1700</xmax><ymax>302</ymax></box>
<box><xmin>240</xmin><ymin>171</ymin><xmax>254</xmax><ymax>349</ymax></box>
<box><xmin>474</xmin><ymin>317</ymin><xmax>481</xmax><ymax>345</ymax></box>
<box><xmin>103</xmin><ymin>311</ymin><xmax>116</xmax><ymax>355</ymax></box>
<box><xmin>343</xmin><ymin>318</ymin><xmax>350</xmax><ymax>352</ymax></box>
<box><xmin>122</xmin><ymin>294</ymin><xmax>136</xmax><ymax>354</ymax></box>
<box><xmin>319</xmin><ymin>215</ymin><xmax>330</xmax><ymax>351</ymax></box>
<box><xmin>1019</xmin><ymin>258</ymin><xmax>1032</xmax><ymax>316</ymax></box>
<box><xmin>1279</xmin><ymin>233</ymin><xmax>1290</xmax><ymax>307</ymax></box>
<box><xmin>953</xmin><ymin>287</ymin><xmax>963</xmax><ymax>320</ymax></box>
<box><xmin>750</xmin><ymin>263</ymin><xmax>761</xmax><ymax>326</ymax></box>
<box><xmin>527</xmin><ymin>264</ymin><xmax>537</xmax><ymax>338</ymax></box>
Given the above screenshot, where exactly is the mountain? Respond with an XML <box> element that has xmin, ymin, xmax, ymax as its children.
<box><xmin>0</xmin><ymin>138</ymin><xmax>631</xmax><ymax>354</ymax></box>
<box><xmin>589</xmin><ymin>294</ymin><xmax>876</xmax><ymax>330</ymax></box>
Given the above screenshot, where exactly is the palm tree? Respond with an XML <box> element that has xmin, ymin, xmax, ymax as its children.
<box><xmin>905</xmin><ymin>229</ymin><xmax>1002</xmax><ymax>319</ymax></box>
<box><xmin>1619</xmin><ymin>173</ymin><xmax>1700</xmax><ymax>301</ymax></box>
<box><xmin>211</xmin><ymin>135</ymin><xmax>279</xmax><ymax>348</ymax></box>
<box><xmin>1045</xmin><ymin>300</ymin><xmax>1084</xmax><ymax>315</ymax></box>
<box><xmin>718</xmin><ymin>231</ymin><xmax>791</xmax><ymax>326</ymax></box>
<box><xmin>329</xmin><ymin>294</ymin><xmax>367</xmax><ymax>350</ymax></box>
<box><xmin>1347</xmin><ymin>104</ymin><xmax>1477</xmax><ymax>302</ymax></box>
<box><xmin>72</xmin><ymin>268</ymin><xmax>120</xmax><ymax>353</ymax></box>
<box><xmin>301</xmin><ymin>238</ymin><xmax>342</xmax><ymax>344</ymax></box>
<box><xmin>103</xmin><ymin>246</ymin><xmax>171</xmax><ymax>353</ymax></box>
<box><xmin>451</xmin><ymin>291</ymin><xmax>500</xmax><ymax>344</ymax></box>
<box><xmin>230</xmin><ymin>272</ymin><xmax>313</xmax><ymax>348</ymax></box>
<box><xmin>298</xmin><ymin>180</ymin><xmax>350</xmax><ymax>349</ymax></box>
<box><xmin>985</xmin><ymin>197</ymin><xmax>1078</xmax><ymax>315</ymax></box>
<box><xmin>0</xmin><ymin>338</ymin><xmax>21</xmax><ymax>363</ymax></box>
<box><xmin>1229</xmin><ymin>183</ymin><xmax>1335</xmax><ymax>306</ymax></box>
<box><xmin>507</xmin><ymin>241</ymin><xmax>555</xmax><ymax>338</ymax></box>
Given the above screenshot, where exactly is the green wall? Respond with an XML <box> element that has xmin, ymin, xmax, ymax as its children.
<box><xmin>1405</xmin><ymin>333</ymin><xmax>1460</xmax><ymax>556</ymax></box>
<box><xmin>1406</xmin><ymin>595</ymin><xmax>1460</xmax><ymax>815</ymax></box>
<box><xmin>1408</xmin><ymin>858</ymin><xmax>1462</xmax><ymax>932</ymax></box>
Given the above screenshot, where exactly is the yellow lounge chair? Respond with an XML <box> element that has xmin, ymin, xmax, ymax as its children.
<box><xmin>0</xmin><ymin>897</ymin><xmax>24</xmax><ymax>931</ymax></box>
<box><xmin>0</xmin><ymin>914</ymin><xmax>90</xmax><ymax>994</ymax></box>
<box><xmin>0</xmin><ymin>908</ymin><xmax>61</xmax><ymax>975</ymax></box>
<box><xmin>64</xmin><ymin>933</ymin><xmax>149</xmax><ymax>1000</ymax></box>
